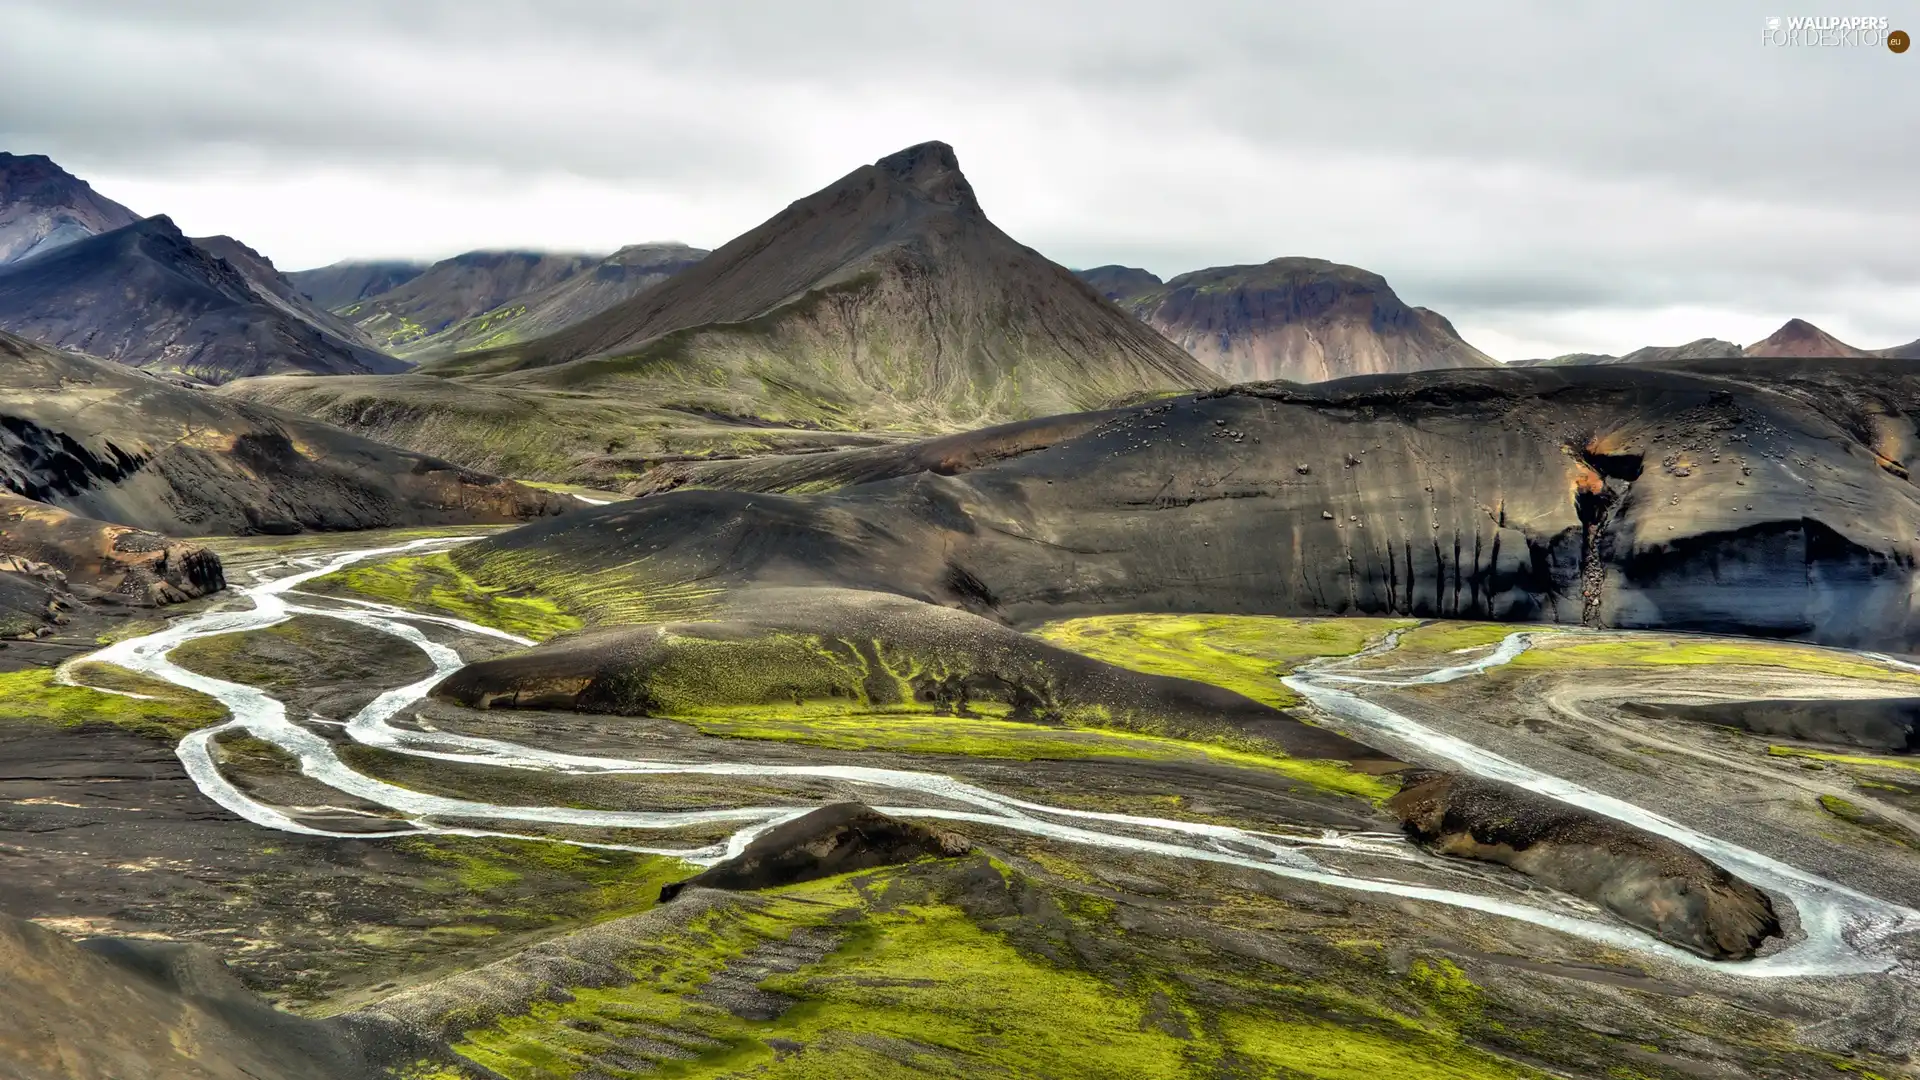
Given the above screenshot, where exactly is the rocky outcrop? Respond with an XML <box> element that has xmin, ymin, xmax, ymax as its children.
<box><xmin>659</xmin><ymin>803</ymin><xmax>971</xmax><ymax>901</ymax></box>
<box><xmin>0</xmin><ymin>493</ymin><xmax>222</xmax><ymax>605</ymax></box>
<box><xmin>1076</xmin><ymin>264</ymin><xmax>1163</xmax><ymax>302</ymax></box>
<box><xmin>1389</xmin><ymin>771</ymin><xmax>1781</xmax><ymax>960</ymax></box>
<box><xmin>1113</xmin><ymin>257</ymin><xmax>1500</xmax><ymax>383</ymax></box>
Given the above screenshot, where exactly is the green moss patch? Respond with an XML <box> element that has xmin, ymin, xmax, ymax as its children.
<box><xmin>0</xmin><ymin>666</ymin><xmax>226</xmax><ymax>739</ymax></box>
<box><xmin>1768</xmin><ymin>745</ymin><xmax>1920</xmax><ymax>774</ymax></box>
<box><xmin>684</xmin><ymin>709</ymin><xmax>1394</xmax><ymax>802</ymax></box>
<box><xmin>310</xmin><ymin>552</ymin><xmax>583</xmax><ymax>641</ymax></box>
<box><xmin>448</xmin><ymin>864</ymin><xmax>1548</xmax><ymax>1080</ymax></box>
<box><xmin>1511</xmin><ymin>639</ymin><xmax>1920</xmax><ymax>686</ymax></box>
<box><xmin>1034</xmin><ymin>614</ymin><xmax>1413</xmax><ymax>710</ymax></box>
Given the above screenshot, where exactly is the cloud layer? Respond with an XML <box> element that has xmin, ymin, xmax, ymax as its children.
<box><xmin>3</xmin><ymin>0</ymin><xmax>1915</xmax><ymax>358</ymax></box>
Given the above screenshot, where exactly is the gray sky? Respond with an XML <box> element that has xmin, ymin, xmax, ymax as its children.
<box><xmin>2</xmin><ymin>0</ymin><xmax>1915</xmax><ymax>359</ymax></box>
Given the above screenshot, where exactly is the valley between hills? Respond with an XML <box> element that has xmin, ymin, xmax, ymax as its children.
<box><xmin>3</xmin><ymin>140</ymin><xmax>1920</xmax><ymax>1080</ymax></box>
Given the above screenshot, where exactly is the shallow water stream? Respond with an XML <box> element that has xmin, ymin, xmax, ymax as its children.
<box><xmin>75</xmin><ymin>537</ymin><xmax>1920</xmax><ymax>977</ymax></box>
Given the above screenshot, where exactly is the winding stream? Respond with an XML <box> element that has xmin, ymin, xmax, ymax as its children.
<box><xmin>74</xmin><ymin>537</ymin><xmax>1920</xmax><ymax>979</ymax></box>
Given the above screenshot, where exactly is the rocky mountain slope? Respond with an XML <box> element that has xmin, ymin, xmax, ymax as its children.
<box><xmin>287</xmin><ymin>259</ymin><xmax>429</xmax><ymax>310</ymax></box>
<box><xmin>397</xmin><ymin>242</ymin><xmax>710</xmax><ymax>358</ymax></box>
<box><xmin>0</xmin><ymin>216</ymin><xmax>407</xmax><ymax>383</ymax></box>
<box><xmin>0</xmin><ymin>911</ymin><xmax>374</xmax><ymax>1080</ymax></box>
<box><xmin>0</xmin><ymin>153</ymin><xmax>141</xmax><ymax>266</ymax></box>
<box><xmin>455</xmin><ymin>357</ymin><xmax>1920</xmax><ymax>650</ymax></box>
<box><xmin>335</xmin><ymin>249</ymin><xmax>603</xmax><ymax>354</ymax></box>
<box><xmin>223</xmin><ymin>142</ymin><xmax>1219</xmax><ymax>482</ymax></box>
<box><xmin>1103</xmin><ymin>257</ymin><xmax>1501</xmax><ymax>383</ymax></box>
<box><xmin>0</xmin><ymin>330</ymin><xmax>564</xmax><ymax>536</ymax></box>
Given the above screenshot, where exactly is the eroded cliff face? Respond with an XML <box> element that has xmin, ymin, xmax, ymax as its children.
<box><xmin>465</xmin><ymin>360</ymin><xmax>1920</xmax><ymax>648</ymax></box>
<box><xmin>0</xmin><ymin>493</ymin><xmax>223</xmax><ymax>606</ymax></box>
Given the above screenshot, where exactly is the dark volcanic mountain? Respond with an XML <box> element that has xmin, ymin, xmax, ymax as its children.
<box><xmin>425</xmin><ymin>142</ymin><xmax>1218</xmax><ymax>410</ymax></box>
<box><xmin>402</xmin><ymin>242</ymin><xmax>710</xmax><ymax>357</ymax></box>
<box><xmin>337</xmin><ymin>249</ymin><xmax>603</xmax><ymax>354</ymax></box>
<box><xmin>0</xmin><ymin>330</ymin><xmax>563</xmax><ymax>536</ymax></box>
<box><xmin>1112</xmin><ymin>257</ymin><xmax>1501</xmax><ymax>383</ymax></box>
<box><xmin>287</xmin><ymin>259</ymin><xmax>429</xmax><ymax>310</ymax></box>
<box><xmin>0</xmin><ymin>216</ymin><xmax>406</xmax><ymax>384</ymax></box>
<box><xmin>1075</xmin><ymin>264</ymin><xmax>1163</xmax><ymax>302</ymax></box>
<box><xmin>456</xmin><ymin>357</ymin><xmax>1920</xmax><ymax>650</ymax></box>
<box><xmin>1744</xmin><ymin>318</ymin><xmax>1871</xmax><ymax>358</ymax></box>
<box><xmin>226</xmin><ymin>141</ymin><xmax>1219</xmax><ymax>481</ymax></box>
<box><xmin>0</xmin><ymin>153</ymin><xmax>140</xmax><ymax>266</ymax></box>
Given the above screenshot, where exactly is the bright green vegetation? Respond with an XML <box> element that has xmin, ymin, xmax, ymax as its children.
<box><xmin>291</xmin><ymin>837</ymin><xmax>692</xmax><ymax>1014</ymax></box>
<box><xmin>1510</xmin><ymin>638</ymin><xmax>1920</xmax><ymax>686</ymax></box>
<box><xmin>513</xmin><ymin>479</ymin><xmax>628</xmax><ymax>503</ymax></box>
<box><xmin>1768</xmin><ymin>745</ymin><xmax>1920</xmax><ymax>774</ymax></box>
<box><xmin>0</xmin><ymin>666</ymin><xmax>225</xmax><ymax>739</ymax></box>
<box><xmin>1034</xmin><ymin>614</ymin><xmax>1413</xmax><ymax>709</ymax></box>
<box><xmin>685</xmin><ymin>709</ymin><xmax>1395</xmax><ymax>801</ymax></box>
<box><xmin>1391</xmin><ymin>622</ymin><xmax>1522</xmax><ymax>656</ymax></box>
<box><xmin>448</xmin><ymin>863</ymin><xmax>1550</xmax><ymax>1080</ymax></box>
<box><xmin>311</xmin><ymin>552</ymin><xmax>583</xmax><ymax>640</ymax></box>
<box><xmin>1813</xmin><ymin>792</ymin><xmax>1917</xmax><ymax>849</ymax></box>
<box><xmin>452</xmin><ymin>545</ymin><xmax>724</xmax><ymax>625</ymax></box>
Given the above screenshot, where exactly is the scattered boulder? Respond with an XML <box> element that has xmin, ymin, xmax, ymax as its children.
<box><xmin>1389</xmin><ymin>770</ymin><xmax>1781</xmax><ymax>960</ymax></box>
<box><xmin>659</xmin><ymin>802</ymin><xmax>972</xmax><ymax>902</ymax></box>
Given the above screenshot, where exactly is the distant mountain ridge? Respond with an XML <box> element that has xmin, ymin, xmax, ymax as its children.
<box><xmin>1514</xmin><ymin>321</ymin><xmax>1913</xmax><ymax>367</ymax></box>
<box><xmin>394</xmin><ymin>242</ymin><xmax>711</xmax><ymax>358</ymax></box>
<box><xmin>288</xmin><ymin>259</ymin><xmax>430</xmax><ymax>310</ymax></box>
<box><xmin>334</xmin><ymin>249</ymin><xmax>605</xmax><ymax>354</ymax></box>
<box><xmin>0</xmin><ymin>215</ymin><xmax>406</xmax><ymax>383</ymax></box>
<box><xmin>1078</xmin><ymin>258</ymin><xmax>1499</xmax><ymax>383</ymax></box>
<box><xmin>0</xmin><ymin>152</ymin><xmax>142</xmax><ymax>266</ymax></box>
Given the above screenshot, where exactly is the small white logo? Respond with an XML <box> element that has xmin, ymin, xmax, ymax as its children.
<box><xmin>1767</xmin><ymin>16</ymin><xmax>1782</xmax><ymax>29</ymax></box>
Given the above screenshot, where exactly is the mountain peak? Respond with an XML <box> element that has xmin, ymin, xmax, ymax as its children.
<box><xmin>0</xmin><ymin>153</ymin><xmax>142</xmax><ymax>265</ymax></box>
<box><xmin>873</xmin><ymin>140</ymin><xmax>976</xmax><ymax>209</ymax></box>
<box><xmin>1745</xmin><ymin>318</ymin><xmax>1867</xmax><ymax>358</ymax></box>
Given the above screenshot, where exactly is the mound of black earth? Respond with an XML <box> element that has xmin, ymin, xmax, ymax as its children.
<box><xmin>431</xmin><ymin>585</ymin><xmax>1391</xmax><ymax>767</ymax></box>
<box><xmin>659</xmin><ymin>803</ymin><xmax>972</xmax><ymax>902</ymax></box>
<box><xmin>1625</xmin><ymin>698</ymin><xmax>1920</xmax><ymax>754</ymax></box>
<box><xmin>1389</xmin><ymin>771</ymin><xmax>1781</xmax><ymax>960</ymax></box>
<box><xmin>0</xmin><ymin>910</ymin><xmax>376</xmax><ymax>1080</ymax></box>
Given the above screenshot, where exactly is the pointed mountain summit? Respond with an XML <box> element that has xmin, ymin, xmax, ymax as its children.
<box><xmin>0</xmin><ymin>152</ymin><xmax>141</xmax><ymax>266</ymax></box>
<box><xmin>1744</xmin><ymin>318</ymin><xmax>1871</xmax><ymax>358</ymax></box>
<box><xmin>337</xmin><ymin>249</ymin><xmax>604</xmax><ymax>354</ymax></box>
<box><xmin>422</xmin><ymin>140</ymin><xmax>1217</xmax><ymax>428</ymax></box>
<box><xmin>0</xmin><ymin>215</ymin><xmax>406</xmax><ymax>383</ymax></box>
<box><xmin>288</xmin><ymin>259</ymin><xmax>430</xmax><ymax>311</ymax></box>
<box><xmin>1111</xmin><ymin>257</ymin><xmax>1499</xmax><ymax>383</ymax></box>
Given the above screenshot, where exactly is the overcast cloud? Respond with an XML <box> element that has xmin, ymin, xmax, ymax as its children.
<box><xmin>2</xmin><ymin>0</ymin><xmax>1915</xmax><ymax>359</ymax></box>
